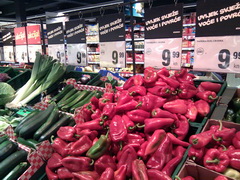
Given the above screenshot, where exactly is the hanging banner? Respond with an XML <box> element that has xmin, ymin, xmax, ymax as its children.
<box><xmin>193</xmin><ymin>0</ymin><xmax>240</xmax><ymax>73</ymax></box>
<box><xmin>2</xmin><ymin>30</ymin><xmax>14</xmax><ymax>62</ymax></box>
<box><xmin>46</xmin><ymin>22</ymin><xmax>65</xmax><ymax>63</ymax></box>
<box><xmin>99</xmin><ymin>13</ymin><xmax>126</xmax><ymax>68</ymax></box>
<box><xmin>144</xmin><ymin>4</ymin><xmax>183</xmax><ymax>69</ymax></box>
<box><xmin>66</xmin><ymin>20</ymin><xmax>87</xmax><ymax>66</ymax></box>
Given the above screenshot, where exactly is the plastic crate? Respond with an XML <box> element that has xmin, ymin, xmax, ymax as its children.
<box><xmin>7</xmin><ymin>69</ymin><xmax>31</xmax><ymax>90</ymax></box>
<box><xmin>0</xmin><ymin>67</ymin><xmax>12</xmax><ymax>73</ymax></box>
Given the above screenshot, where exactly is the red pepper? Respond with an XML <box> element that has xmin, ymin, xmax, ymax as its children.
<box><xmin>62</xmin><ymin>156</ymin><xmax>92</xmax><ymax>172</ymax></box>
<box><xmin>57</xmin><ymin>167</ymin><xmax>73</xmax><ymax>179</ymax></box>
<box><xmin>72</xmin><ymin>171</ymin><xmax>99</xmax><ymax>180</ymax></box>
<box><xmin>132</xmin><ymin>159</ymin><xmax>148</xmax><ymax>180</ymax></box>
<box><xmin>109</xmin><ymin>115</ymin><xmax>127</xmax><ymax>142</ymax></box>
<box><xmin>98</xmin><ymin>98</ymin><xmax>111</xmax><ymax>110</ymax></box>
<box><xmin>117</xmin><ymin>90</ymin><xmax>133</xmax><ymax>106</ymax></box>
<box><xmin>189</xmin><ymin>129</ymin><xmax>215</xmax><ymax>149</ymax></box>
<box><xmin>90</xmin><ymin>96</ymin><xmax>99</xmax><ymax>109</ymax></box>
<box><xmin>163</xmin><ymin>99</ymin><xmax>188</xmax><ymax>114</ymax></box>
<box><xmin>116</xmin><ymin>100</ymin><xmax>138</xmax><ymax>112</ymax></box>
<box><xmin>185</xmin><ymin>100</ymin><xmax>198</xmax><ymax>122</ymax></box>
<box><xmin>147</xmin><ymin>169</ymin><xmax>172</xmax><ymax>180</ymax></box>
<box><xmin>162</xmin><ymin>146</ymin><xmax>186</xmax><ymax>176</ymax></box>
<box><xmin>188</xmin><ymin>146</ymin><xmax>205</xmax><ymax>162</ymax></box>
<box><xmin>167</xmin><ymin>133</ymin><xmax>190</xmax><ymax>147</ymax></box>
<box><xmin>114</xmin><ymin>165</ymin><xmax>127</xmax><ymax>180</ymax></box>
<box><xmin>101</xmin><ymin>103</ymin><xmax>116</xmax><ymax>120</ymax></box>
<box><xmin>94</xmin><ymin>155</ymin><xmax>117</xmax><ymax>175</ymax></box>
<box><xmin>194</xmin><ymin>100</ymin><xmax>210</xmax><ymax>117</ymax></box>
<box><xmin>233</xmin><ymin>131</ymin><xmax>240</xmax><ymax>149</ymax></box>
<box><xmin>199</xmin><ymin>81</ymin><xmax>222</xmax><ymax>93</ymax></box>
<box><xmin>52</xmin><ymin>138</ymin><xmax>69</xmax><ymax>157</ymax></box>
<box><xmin>47</xmin><ymin>153</ymin><xmax>62</xmax><ymax>170</ymax></box>
<box><xmin>147</xmin><ymin>84</ymin><xmax>172</xmax><ymax>98</ymax></box>
<box><xmin>137</xmin><ymin>94</ymin><xmax>166</xmax><ymax>112</ymax></box>
<box><xmin>174</xmin><ymin>68</ymin><xmax>188</xmax><ymax>78</ymax></box>
<box><xmin>151</xmin><ymin>108</ymin><xmax>177</xmax><ymax>119</ymax></box>
<box><xmin>128</xmin><ymin>85</ymin><xmax>147</xmax><ymax>96</ymax></box>
<box><xmin>203</xmin><ymin>148</ymin><xmax>229</xmax><ymax>173</ymax></box>
<box><xmin>227</xmin><ymin>149</ymin><xmax>240</xmax><ymax>171</ymax></box>
<box><xmin>159</xmin><ymin>74</ymin><xmax>180</xmax><ymax>89</ymax></box>
<box><xmin>157</xmin><ymin>67</ymin><xmax>170</xmax><ymax>77</ymax></box>
<box><xmin>127</xmin><ymin>133</ymin><xmax>145</xmax><ymax>146</ymax></box>
<box><xmin>127</xmin><ymin>109</ymin><xmax>150</xmax><ymax>123</ymax></box>
<box><xmin>144</xmin><ymin>67</ymin><xmax>158</xmax><ymax>84</ymax></box>
<box><xmin>45</xmin><ymin>165</ymin><xmax>58</xmax><ymax>180</ymax></box>
<box><xmin>175</xmin><ymin>176</ymin><xmax>196</xmax><ymax>180</ymax></box>
<box><xmin>92</xmin><ymin>137</ymin><xmax>98</xmax><ymax>145</ymax></box>
<box><xmin>76</xmin><ymin>118</ymin><xmax>104</xmax><ymax>131</ymax></box>
<box><xmin>82</xmin><ymin>103</ymin><xmax>96</xmax><ymax>121</ymax></box>
<box><xmin>122</xmin><ymin>115</ymin><xmax>135</xmax><ymax>132</ymax></box>
<box><xmin>91</xmin><ymin>109</ymin><xmax>101</xmax><ymax>120</ymax></box>
<box><xmin>99</xmin><ymin>167</ymin><xmax>114</xmax><ymax>180</ymax></box>
<box><xmin>196</xmin><ymin>91</ymin><xmax>218</xmax><ymax>103</ymax></box>
<box><xmin>75</xmin><ymin>129</ymin><xmax>98</xmax><ymax>141</ymax></box>
<box><xmin>123</xmin><ymin>75</ymin><xmax>144</xmax><ymax>90</ymax></box>
<box><xmin>137</xmin><ymin>141</ymin><xmax>148</xmax><ymax>160</ymax></box>
<box><xmin>103</xmin><ymin>92</ymin><xmax>114</xmax><ymax>102</ymax></box>
<box><xmin>218</xmin><ymin>145</ymin><xmax>235</xmax><ymax>155</ymax></box>
<box><xmin>57</xmin><ymin>126</ymin><xmax>77</xmax><ymax>142</ymax></box>
<box><xmin>144</xmin><ymin>118</ymin><xmax>175</xmax><ymax>134</ymax></box>
<box><xmin>147</xmin><ymin>135</ymin><xmax>172</xmax><ymax>170</ymax></box>
<box><xmin>176</xmin><ymin>73</ymin><xmax>195</xmax><ymax>85</ymax></box>
<box><xmin>178</xmin><ymin>83</ymin><xmax>198</xmax><ymax>99</ymax></box>
<box><xmin>172</xmin><ymin>114</ymin><xmax>189</xmax><ymax>140</ymax></box>
<box><xmin>214</xmin><ymin>176</ymin><xmax>229</xmax><ymax>180</ymax></box>
<box><xmin>145</xmin><ymin>129</ymin><xmax>166</xmax><ymax>156</ymax></box>
<box><xmin>68</xmin><ymin>135</ymin><xmax>92</xmax><ymax>156</ymax></box>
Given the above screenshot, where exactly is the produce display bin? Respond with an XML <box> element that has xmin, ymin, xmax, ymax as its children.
<box><xmin>7</xmin><ymin>69</ymin><xmax>31</xmax><ymax>90</ymax></box>
<box><xmin>0</xmin><ymin>67</ymin><xmax>12</xmax><ymax>73</ymax></box>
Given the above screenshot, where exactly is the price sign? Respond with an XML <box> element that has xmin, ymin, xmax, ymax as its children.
<box><xmin>100</xmin><ymin>41</ymin><xmax>125</xmax><ymax>68</ymax></box>
<box><xmin>144</xmin><ymin>4</ymin><xmax>183</xmax><ymax>69</ymax></box>
<box><xmin>99</xmin><ymin>13</ymin><xmax>126</xmax><ymax>68</ymax></box>
<box><xmin>193</xmin><ymin>0</ymin><xmax>240</xmax><ymax>73</ymax></box>
<box><xmin>3</xmin><ymin>46</ymin><xmax>14</xmax><ymax>62</ymax></box>
<box><xmin>48</xmin><ymin>44</ymin><xmax>65</xmax><ymax>64</ymax></box>
<box><xmin>15</xmin><ymin>45</ymin><xmax>28</xmax><ymax>63</ymax></box>
<box><xmin>2</xmin><ymin>30</ymin><xmax>14</xmax><ymax>62</ymax></box>
<box><xmin>67</xmin><ymin>44</ymin><xmax>87</xmax><ymax>66</ymax></box>
<box><xmin>28</xmin><ymin>45</ymin><xmax>42</xmax><ymax>62</ymax></box>
<box><xmin>145</xmin><ymin>38</ymin><xmax>182</xmax><ymax>69</ymax></box>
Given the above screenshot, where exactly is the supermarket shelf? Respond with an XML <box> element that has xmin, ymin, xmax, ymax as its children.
<box><xmin>87</xmin><ymin>42</ymin><xmax>99</xmax><ymax>44</ymax></box>
<box><xmin>126</xmin><ymin>48</ymin><xmax>144</xmax><ymax>51</ymax></box>
<box><xmin>88</xmin><ymin>62</ymin><xmax>100</xmax><ymax>64</ymax></box>
<box><xmin>183</xmin><ymin>23</ymin><xmax>196</xmax><ymax>27</ymax></box>
<box><xmin>126</xmin><ymin>62</ymin><xmax>144</xmax><ymax>64</ymax></box>
<box><xmin>88</xmin><ymin>52</ymin><xmax>100</xmax><ymax>55</ymax></box>
<box><xmin>126</xmin><ymin>38</ymin><xmax>144</xmax><ymax>41</ymax></box>
<box><xmin>86</xmin><ymin>32</ymin><xmax>98</xmax><ymax>36</ymax></box>
<box><xmin>182</xmin><ymin>47</ymin><xmax>195</xmax><ymax>51</ymax></box>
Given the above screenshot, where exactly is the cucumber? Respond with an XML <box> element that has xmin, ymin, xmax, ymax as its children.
<box><xmin>38</xmin><ymin>114</ymin><xmax>71</xmax><ymax>142</ymax></box>
<box><xmin>14</xmin><ymin>110</ymin><xmax>40</xmax><ymax>134</ymax></box>
<box><xmin>0</xmin><ymin>150</ymin><xmax>28</xmax><ymax>178</ymax></box>
<box><xmin>0</xmin><ymin>140</ymin><xmax>18</xmax><ymax>161</ymax></box>
<box><xmin>91</xmin><ymin>80</ymin><xmax>103</xmax><ymax>86</ymax></box>
<box><xmin>0</xmin><ymin>135</ymin><xmax>8</xmax><ymax>144</ymax></box>
<box><xmin>51</xmin><ymin>84</ymin><xmax>74</xmax><ymax>103</ymax></box>
<box><xmin>61</xmin><ymin>90</ymin><xmax>90</xmax><ymax>112</ymax></box>
<box><xmin>2</xmin><ymin>162</ymin><xmax>29</xmax><ymax>180</ymax></box>
<box><xmin>33</xmin><ymin>106</ymin><xmax>59</xmax><ymax>141</ymax></box>
<box><xmin>69</xmin><ymin>91</ymin><xmax>97</xmax><ymax>113</ymax></box>
<box><xmin>57</xmin><ymin>88</ymin><xmax>78</xmax><ymax>106</ymax></box>
<box><xmin>58</xmin><ymin>90</ymin><xmax>83</xmax><ymax>109</ymax></box>
<box><xmin>17</xmin><ymin>137</ymin><xmax>38</xmax><ymax>149</ymax></box>
<box><xmin>18</xmin><ymin>104</ymin><xmax>55</xmax><ymax>139</ymax></box>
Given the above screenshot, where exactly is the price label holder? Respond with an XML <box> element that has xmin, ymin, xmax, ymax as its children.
<box><xmin>193</xmin><ymin>0</ymin><xmax>240</xmax><ymax>73</ymax></box>
<box><xmin>15</xmin><ymin>45</ymin><xmax>28</xmax><ymax>63</ymax></box>
<box><xmin>67</xmin><ymin>44</ymin><xmax>87</xmax><ymax>66</ymax></box>
<box><xmin>48</xmin><ymin>44</ymin><xmax>65</xmax><ymax>64</ymax></box>
<box><xmin>28</xmin><ymin>45</ymin><xmax>42</xmax><ymax>63</ymax></box>
<box><xmin>99</xmin><ymin>13</ymin><xmax>126</xmax><ymax>68</ymax></box>
<box><xmin>144</xmin><ymin>4</ymin><xmax>183</xmax><ymax>69</ymax></box>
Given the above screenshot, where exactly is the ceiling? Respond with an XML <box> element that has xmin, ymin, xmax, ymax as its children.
<box><xmin>0</xmin><ymin>0</ymin><xmax>196</xmax><ymax>23</ymax></box>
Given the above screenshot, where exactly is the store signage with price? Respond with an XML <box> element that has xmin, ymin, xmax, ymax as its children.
<box><xmin>2</xmin><ymin>30</ymin><xmax>14</xmax><ymax>62</ymax></box>
<box><xmin>193</xmin><ymin>0</ymin><xmax>240</xmax><ymax>73</ymax></box>
<box><xmin>144</xmin><ymin>4</ymin><xmax>183</xmax><ymax>69</ymax></box>
<box><xmin>46</xmin><ymin>22</ymin><xmax>65</xmax><ymax>63</ymax></box>
<box><xmin>66</xmin><ymin>20</ymin><xmax>87</xmax><ymax>66</ymax></box>
<box><xmin>99</xmin><ymin>13</ymin><xmax>126</xmax><ymax>68</ymax></box>
<box><xmin>14</xmin><ymin>27</ymin><xmax>28</xmax><ymax>63</ymax></box>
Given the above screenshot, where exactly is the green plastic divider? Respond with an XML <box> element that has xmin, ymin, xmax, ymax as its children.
<box><xmin>0</xmin><ymin>67</ymin><xmax>12</xmax><ymax>73</ymax></box>
<box><xmin>64</xmin><ymin>71</ymin><xmax>101</xmax><ymax>85</ymax></box>
<box><xmin>7</xmin><ymin>70</ymin><xmax>31</xmax><ymax>90</ymax></box>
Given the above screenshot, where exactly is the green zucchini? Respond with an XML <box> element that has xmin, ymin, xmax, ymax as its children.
<box><xmin>0</xmin><ymin>150</ymin><xmax>28</xmax><ymax>178</ymax></box>
<box><xmin>0</xmin><ymin>140</ymin><xmax>18</xmax><ymax>161</ymax></box>
<box><xmin>0</xmin><ymin>135</ymin><xmax>8</xmax><ymax>144</ymax></box>
<box><xmin>18</xmin><ymin>104</ymin><xmax>55</xmax><ymax>138</ymax></box>
<box><xmin>17</xmin><ymin>137</ymin><xmax>38</xmax><ymax>149</ymax></box>
<box><xmin>51</xmin><ymin>84</ymin><xmax>74</xmax><ymax>103</ymax></box>
<box><xmin>58</xmin><ymin>90</ymin><xmax>83</xmax><ymax>109</ymax></box>
<box><xmin>38</xmin><ymin>114</ymin><xmax>71</xmax><ymax>142</ymax></box>
<box><xmin>2</xmin><ymin>162</ymin><xmax>29</xmax><ymax>180</ymax></box>
<box><xmin>33</xmin><ymin>106</ymin><xmax>59</xmax><ymax>141</ymax></box>
<box><xmin>91</xmin><ymin>80</ymin><xmax>104</xmax><ymax>86</ymax></box>
<box><xmin>61</xmin><ymin>90</ymin><xmax>91</xmax><ymax>112</ymax></box>
<box><xmin>69</xmin><ymin>91</ymin><xmax>97</xmax><ymax>113</ymax></box>
<box><xmin>57</xmin><ymin>88</ymin><xmax>78</xmax><ymax>106</ymax></box>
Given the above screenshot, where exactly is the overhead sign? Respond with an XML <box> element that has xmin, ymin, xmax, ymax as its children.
<box><xmin>99</xmin><ymin>13</ymin><xmax>126</xmax><ymax>68</ymax></box>
<box><xmin>193</xmin><ymin>0</ymin><xmax>240</xmax><ymax>73</ymax></box>
<box><xmin>2</xmin><ymin>30</ymin><xmax>14</xmax><ymax>62</ymax></box>
<box><xmin>144</xmin><ymin>4</ymin><xmax>183</xmax><ymax>69</ymax></box>
<box><xmin>26</xmin><ymin>25</ymin><xmax>41</xmax><ymax>44</ymax></box>
<box><xmin>14</xmin><ymin>27</ymin><xmax>27</xmax><ymax>45</ymax></box>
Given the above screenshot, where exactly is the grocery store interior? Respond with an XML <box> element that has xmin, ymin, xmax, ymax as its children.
<box><xmin>0</xmin><ymin>0</ymin><xmax>240</xmax><ymax>180</ymax></box>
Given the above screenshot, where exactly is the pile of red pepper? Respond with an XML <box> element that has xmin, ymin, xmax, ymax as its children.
<box><xmin>46</xmin><ymin>67</ymin><xmax>223</xmax><ymax>180</ymax></box>
<box><xmin>188</xmin><ymin>120</ymin><xmax>240</xmax><ymax>174</ymax></box>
